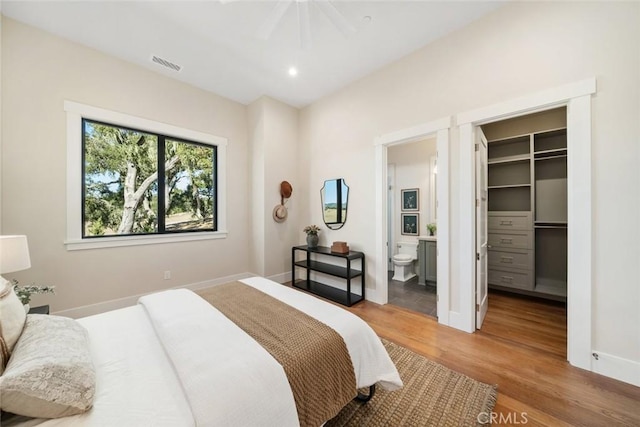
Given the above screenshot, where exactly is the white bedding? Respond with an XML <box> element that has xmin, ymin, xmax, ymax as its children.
<box><xmin>4</xmin><ymin>306</ymin><xmax>194</xmax><ymax>427</ymax></box>
<box><xmin>5</xmin><ymin>276</ymin><xmax>401</xmax><ymax>426</ymax></box>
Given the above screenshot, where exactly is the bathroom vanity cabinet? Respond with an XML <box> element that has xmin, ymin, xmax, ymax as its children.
<box><xmin>418</xmin><ymin>238</ymin><xmax>437</xmax><ymax>285</ymax></box>
<box><xmin>291</xmin><ymin>245</ymin><xmax>365</xmax><ymax>306</ymax></box>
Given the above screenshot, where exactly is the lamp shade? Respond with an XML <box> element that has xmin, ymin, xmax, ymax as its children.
<box><xmin>0</xmin><ymin>235</ymin><xmax>31</xmax><ymax>274</ymax></box>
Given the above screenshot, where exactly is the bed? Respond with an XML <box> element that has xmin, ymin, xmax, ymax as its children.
<box><xmin>1</xmin><ymin>276</ymin><xmax>402</xmax><ymax>426</ymax></box>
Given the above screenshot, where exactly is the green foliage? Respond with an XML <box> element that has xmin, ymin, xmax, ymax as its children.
<box><xmin>83</xmin><ymin>121</ymin><xmax>215</xmax><ymax>235</ymax></box>
<box><xmin>12</xmin><ymin>280</ymin><xmax>55</xmax><ymax>305</ymax></box>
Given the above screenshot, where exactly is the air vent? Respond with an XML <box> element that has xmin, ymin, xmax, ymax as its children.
<box><xmin>151</xmin><ymin>55</ymin><xmax>182</xmax><ymax>72</ymax></box>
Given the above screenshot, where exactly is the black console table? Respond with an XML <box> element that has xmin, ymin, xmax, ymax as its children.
<box><xmin>291</xmin><ymin>245</ymin><xmax>365</xmax><ymax>306</ymax></box>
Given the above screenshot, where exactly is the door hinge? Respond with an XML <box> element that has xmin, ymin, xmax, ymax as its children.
<box><xmin>475</xmin><ymin>143</ymin><xmax>480</xmax><ymax>152</ymax></box>
<box><xmin>476</xmin><ymin>252</ymin><xmax>480</xmax><ymax>261</ymax></box>
<box><xmin>476</xmin><ymin>304</ymin><xmax>480</xmax><ymax>312</ymax></box>
<box><xmin>476</xmin><ymin>199</ymin><xmax>479</xmax><ymax>207</ymax></box>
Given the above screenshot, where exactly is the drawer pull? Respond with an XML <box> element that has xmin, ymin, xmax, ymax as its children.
<box><xmin>500</xmin><ymin>256</ymin><xmax>514</xmax><ymax>263</ymax></box>
<box><xmin>500</xmin><ymin>238</ymin><xmax>513</xmax><ymax>244</ymax></box>
<box><xmin>500</xmin><ymin>220</ymin><xmax>513</xmax><ymax>226</ymax></box>
<box><xmin>500</xmin><ymin>275</ymin><xmax>514</xmax><ymax>283</ymax></box>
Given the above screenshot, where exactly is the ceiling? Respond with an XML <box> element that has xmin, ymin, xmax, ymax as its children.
<box><xmin>2</xmin><ymin>1</ymin><xmax>505</xmax><ymax>108</ymax></box>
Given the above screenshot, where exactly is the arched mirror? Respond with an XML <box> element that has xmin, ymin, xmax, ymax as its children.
<box><xmin>321</xmin><ymin>179</ymin><xmax>349</xmax><ymax>230</ymax></box>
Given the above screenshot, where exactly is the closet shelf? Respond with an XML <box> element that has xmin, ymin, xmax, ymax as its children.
<box><xmin>489</xmin><ymin>184</ymin><xmax>531</xmax><ymax>189</ymax></box>
<box><xmin>534</xmin><ymin>148</ymin><xmax>567</xmax><ymax>156</ymax></box>
<box><xmin>535</xmin><ymin>153</ymin><xmax>567</xmax><ymax>161</ymax></box>
<box><xmin>488</xmin><ymin>156</ymin><xmax>530</xmax><ymax>165</ymax></box>
<box><xmin>535</xmin><ymin>220</ymin><xmax>567</xmax><ymax>228</ymax></box>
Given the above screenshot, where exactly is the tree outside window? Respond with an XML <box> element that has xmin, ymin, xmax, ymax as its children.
<box><xmin>82</xmin><ymin>120</ymin><xmax>216</xmax><ymax>237</ymax></box>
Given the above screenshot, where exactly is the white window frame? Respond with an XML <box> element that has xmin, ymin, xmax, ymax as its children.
<box><xmin>64</xmin><ymin>100</ymin><xmax>228</xmax><ymax>251</ymax></box>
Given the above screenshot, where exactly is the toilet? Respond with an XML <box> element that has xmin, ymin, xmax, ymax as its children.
<box><xmin>392</xmin><ymin>242</ymin><xmax>418</xmax><ymax>282</ymax></box>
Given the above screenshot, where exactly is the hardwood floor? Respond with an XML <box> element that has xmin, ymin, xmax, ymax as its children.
<box><xmin>343</xmin><ymin>291</ymin><xmax>640</xmax><ymax>426</ymax></box>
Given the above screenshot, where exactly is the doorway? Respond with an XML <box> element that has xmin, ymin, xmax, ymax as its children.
<box><xmin>476</xmin><ymin>108</ymin><xmax>569</xmax><ymax>348</ymax></box>
<box><xmin>387</xmin><ymin>139</ymin><xmax>438</xmax><ymax>317</ymax></box>
<box><xmin>457</xmin><ymin>78</ymin><xmax>595</xmax><ymax>370</ymax></box>
<box><xmin>374</xmin><ymin>117</ymin><xmax>451</xmax><ymax>325</ymax></box>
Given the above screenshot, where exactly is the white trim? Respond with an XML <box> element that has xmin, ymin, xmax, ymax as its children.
<box><xmin>591</xmin><ymin>351</ymin><xmax>640</xmax><ymax>387</ymax></box>
<box><xmin>374</xmin><ymin>117</ymin><xmax>451</xmax><ymax>147</ymax></box>
<box><xmin>374</xmin><ymin>117</ymin><xmax>451</xmax><ymax>328</ymax></box>
<box><xmin>456</xmin><ymin>78</ymin><xmax>596</xmax><ymax>368</ymax></box>
<box><xmin>64</xmin><ymin>101</ymin><xmax>228</xmax><ymax>146</ymax></box>
<box><xmin>65</xmin><ymin>231</ymin><xmax>228</xmax><ymax>251</ymax></box>
<box><xmin>435</xmin><ymin>128</ymin><xmax>450</xmax><ymax>325</ymax></box>
<box><xmin>456</xmin><ymin>78</ymin><xmax>596</xmax><ymax>125</ymax></box>
<box><xmin>458</xmin><ymin>123</ymin><xmax>476</xmax><ymax>333</ymax></box>
<box><xmin>447</xmin><ymin>311</ymin><xmax>465</xmax><ymax>331</ymax></box>
<box><xmin>52</xmin><ymin>272</ymin><xmax>253</xmax><ymax>319</ymax></box>
<box><xmin>566</xmin><ymin>95</ymin><xmax>592</xmax><ymax>369</ymax></box>
<box><xmin>64</xmin><ymin>100</ymin><xmax>228</xmax><ymax>250</ymax></box>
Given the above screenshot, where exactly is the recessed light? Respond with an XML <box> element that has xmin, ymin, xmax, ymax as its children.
<box><xmin>288</xmin><ymin>67</ymin><xmax>298</xmax><ymax>77</ymax></box>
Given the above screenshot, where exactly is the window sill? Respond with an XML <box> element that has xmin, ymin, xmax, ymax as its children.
<box><xmin>64</xmin><ymin>231</ymin><xmax>228</xmax><ymax>251</ymax></box>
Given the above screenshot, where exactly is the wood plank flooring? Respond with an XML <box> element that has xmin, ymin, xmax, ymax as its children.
<box><xmin>343</xmin><ymin>291</ymin><xmax>640</xmax><ymax>426</ymax></box>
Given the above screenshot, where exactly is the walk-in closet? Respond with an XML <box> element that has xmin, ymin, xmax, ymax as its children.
<box><xmin>482</xmin><ymin>108</ymin><xmax>568</xmax><ymax>300</ymax></box>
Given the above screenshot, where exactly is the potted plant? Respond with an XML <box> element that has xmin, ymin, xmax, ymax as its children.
<box><xmin>426</xmin><ymin>223</ymin><xmax>437</xmax><ymax>236</ymax></box>
<box><xmin>12</xmin><ymin>279</ymin><xmax>55</xmax><ymax>312</ymax></box>
<box><xmin>303</xmin><ymin>224</ymin><xmax>321</xmax><ymax>248</ymax></box>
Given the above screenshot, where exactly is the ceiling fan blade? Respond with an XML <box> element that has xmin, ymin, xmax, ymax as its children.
<box><xmin>257</xmin><ymin>0</ymin><xmax>293</xmax><ymax>40</ymax></box>
<box><xmin>314</xmin><ymin>0</ymin><xmax>356</xmax><ymax>37</ymax></box>
<box><xmin>297</xmin><ymin>0</ymin><xmax>312</xmax><ymax>49</ymax></box>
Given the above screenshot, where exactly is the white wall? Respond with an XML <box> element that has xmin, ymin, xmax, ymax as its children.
<box><xmin>299</xmin><ymin>1</ymin><xmax>640</xmax><ymax>366</ymax></box>
<box><xmin>388</xmin><ymin>138</ymin><xmax>436</xmax><ymax>254</ymax></box>
<box><xmin>1</xmin><ymin>17</ymin><xmax>251</xmax><ymax>312</ymax></box>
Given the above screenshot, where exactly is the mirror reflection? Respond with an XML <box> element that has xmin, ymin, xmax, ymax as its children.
<box><xmin>321</xmin><ymin>179</ymin><xmax>349</xmax><ymax>230</ymax></box>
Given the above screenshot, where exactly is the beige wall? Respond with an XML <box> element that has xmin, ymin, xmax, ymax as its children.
<box><xmin>247</xmin><ymin>96</ymin><xmax>300</xmax><ymax>279</ymax></box>
<box><xmin>1</xmin><ymin>17</ymin><xmax>251</xmax><ymax>312</ymax></box>
<box><xmin>299</xmin><ymin>1</ymin><xmax>640</xmax><ymax>362</ymax></box>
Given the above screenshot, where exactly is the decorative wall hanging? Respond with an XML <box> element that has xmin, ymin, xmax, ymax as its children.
<box><xmin>401</xmin><ymin>188</ymin><xmax>419</xmax><ymax>211</ymax></box>
<box><xmin>273</xmin><ymin>181</ymin><xmax>293</xmax><ymax>223</ymax></box>
<box><xmin>401</xmin><ymin>213</ymin><xmax>419</xmax><ymax>236</ymax></box>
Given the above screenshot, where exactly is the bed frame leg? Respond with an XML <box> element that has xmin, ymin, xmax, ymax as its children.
<box><xmin>355</xmin><ymin>385</ymin><xmax>376</xmax><ymax>403</ymax></box>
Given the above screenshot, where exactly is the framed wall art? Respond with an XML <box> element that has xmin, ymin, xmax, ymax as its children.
<box><xmin>401</xmin><ymin>213</ymin><xmax>419</xmax><ymax>236</ymax></box>
<box><xmin>401</xmin><ymin>188</ymin><xmax>419</xmax><ymax>211</ymax></box>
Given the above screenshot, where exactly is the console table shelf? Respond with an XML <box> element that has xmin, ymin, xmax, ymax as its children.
<box><xmin>291</xmin><ymin>245</ymin><xmax>365</xmax><ymax>306</ymax></box>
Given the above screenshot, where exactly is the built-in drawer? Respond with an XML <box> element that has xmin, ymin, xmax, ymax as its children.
<box><xmin>488</xmin><ymin>249</ymin><xmax>532</xmax><ymax>270</ymax></box>
<box><xmin>488</xmin><ymin>267</ymin><xmax>533</xmax><ymax>291</ymax></box>
<box><xmin>488</xmin><ymin>230</ymin><xmax>532</xmax><ymax>250</ymax></box>
<box><xmin>488</xmin><ymin>211</ymin><xmax>532</xmax><ymax>231</ymax></box>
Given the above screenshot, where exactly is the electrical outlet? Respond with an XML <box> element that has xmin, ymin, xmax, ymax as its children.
<box><xmin>164</xmin><ymin>271</ymin><xmax>171</xmax><ymax>280</ymax></box>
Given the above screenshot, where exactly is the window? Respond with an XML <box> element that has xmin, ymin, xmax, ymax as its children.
<box><xmin>83</xmin><ymin>120</ymin><xmax>216</xmax><ymax>237</ymax></box>
<box><xmin>65</xmin><ymin>101</ymin><xmax>227</xmax><ymax>250</ymax></box>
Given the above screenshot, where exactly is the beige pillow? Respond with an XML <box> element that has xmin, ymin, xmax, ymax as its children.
<box><xmin>0</xmin><ymin>315</ymin><xmax>96</xmax><ymax>418</ymax></box>
<box><xmin>0</xmin><ymin>278</ymin><xmax>27</xmax><ymax>373</ymax></box>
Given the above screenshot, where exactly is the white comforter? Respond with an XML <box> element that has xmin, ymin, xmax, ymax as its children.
<box><xmin>6</xmin><ymin>276</ymin><xmax>402</xmax><ymax>427</ymax></box>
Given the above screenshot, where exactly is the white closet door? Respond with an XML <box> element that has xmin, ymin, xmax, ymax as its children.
<box><xmin>476</xmin><ymin>128</ymin><xmax>489</xmax><ymax>329</ymax></box>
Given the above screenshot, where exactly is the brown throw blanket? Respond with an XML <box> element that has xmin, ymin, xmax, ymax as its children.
<box><xmin>197</xmin><ymin>282</ymin><xmax>357</xmax><ymax>427</ymax></box>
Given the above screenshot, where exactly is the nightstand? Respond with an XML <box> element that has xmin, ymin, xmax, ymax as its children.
<box><xmin>28</xmin><ymin>305</ymin><xmax>50</xmax><ymax>315</ymax></box>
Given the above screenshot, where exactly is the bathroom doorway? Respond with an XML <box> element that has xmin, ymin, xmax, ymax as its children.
<box><xmin>387</xmin><ymin>138</ymin><xmax>438</xmax><ymax>317</ymax></box>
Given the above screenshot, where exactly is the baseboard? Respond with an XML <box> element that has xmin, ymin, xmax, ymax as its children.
<box><xmin>591</xmin><ymin>350</ymin><xmax>640</xmax><ymax>387</ymax></box>
<box><xmin>53</xmin><ymin>272</ymin><xmax>254</xmax><ymax>319</ymax></box>
<box><xmin>265</xmin><ymin>271</ymin><xmax>291</xmax><ymax>284</ymax></box>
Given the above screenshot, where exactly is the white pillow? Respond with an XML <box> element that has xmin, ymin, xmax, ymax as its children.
<box><xmin>0</xmin><ymin>315</ymin><xmax>96</xmax><ymax>418</ymax></box>
<box><xmin>0</xmin><ymin>278</ymin><xmax>27</xmax><ymax>373</ymax></box>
